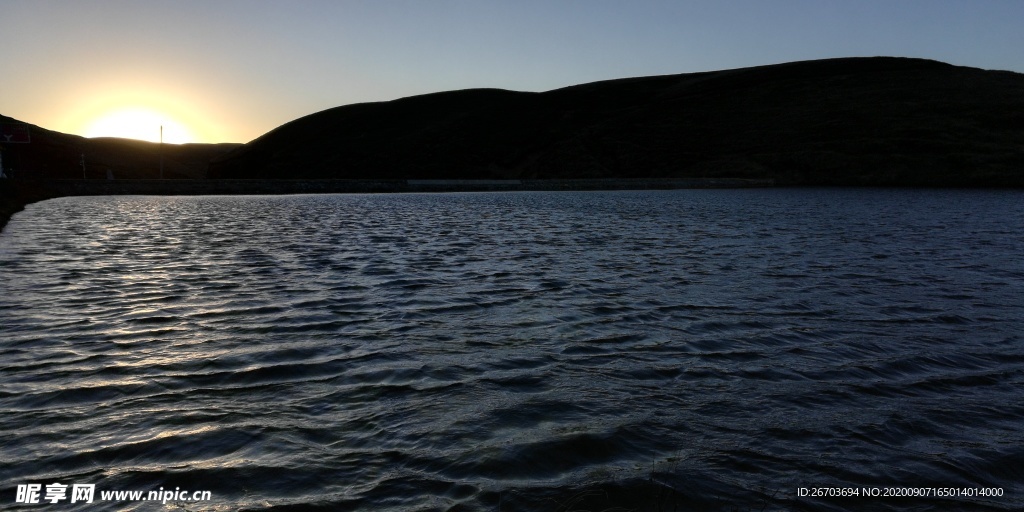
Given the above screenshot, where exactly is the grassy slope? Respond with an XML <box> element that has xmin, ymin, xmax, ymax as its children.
<box><xmin>0</xmin><ymin>115</ymin><xmax>240</xmax><ymax>180</ymax></box>
<box><xmin>209</xmin><ymin>57</ymin><xmax>1024</xmax><ymax>186</ymax></box>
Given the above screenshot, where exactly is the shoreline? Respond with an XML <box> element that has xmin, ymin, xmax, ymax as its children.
<box><xmin>5</xmin><ymin>177</ymin><xmax>772</xmax><ymax>195</ymax></box>
<box><xmin>0</xmin><ymin>179</ymin><xmax>58</xmax><ymax>235</ymax></box>
<box><xmin>0</xmin><ymin>177</ymin><xmax>773</xmax><ymax>233</ymax></box>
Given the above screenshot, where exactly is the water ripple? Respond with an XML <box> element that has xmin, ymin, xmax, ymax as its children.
<box><xmin>1</xmin><ymin>189</ymin><xmax>1023</xmax><ymax>511</ymax></box>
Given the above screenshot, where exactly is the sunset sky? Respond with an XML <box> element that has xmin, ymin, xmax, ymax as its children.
<box><xmin>3</xmin><ymin>0</ymin><xmax>1022</xmax><ymax>144</ymax></box>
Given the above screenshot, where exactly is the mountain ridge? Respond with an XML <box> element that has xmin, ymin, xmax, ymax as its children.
<box><xmin>2</xmin><ymin>56</ymin><xmax>1023</xmax><ymax>188</ymax></box>
<box><xmin>0</xmin><ymin>114</ymin><xmax>240</xmax><ymax>180</ymax></box>
<box><xmin>209</xmin><ymin>56</ymin><xmax>1024</xmax><ymax>186</ymax></box>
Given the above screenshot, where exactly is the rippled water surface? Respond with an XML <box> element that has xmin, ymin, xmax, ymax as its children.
<box><xmin>2</xmin><ymin>189</ymin><xmax>1023</xmax><ymax>511</ymax></box>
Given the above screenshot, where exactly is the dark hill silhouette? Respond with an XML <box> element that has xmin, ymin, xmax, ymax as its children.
<box><xmin>0</xmin><ymin>115</ymin><xmax>239</xmax><ymax>180</ymax></box>
<box><xmin>209</xmin><ymin>57</ymin><xmax>1024</xmax><ymax>186</ymax></box>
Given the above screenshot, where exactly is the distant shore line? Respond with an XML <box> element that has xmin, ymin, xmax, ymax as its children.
<box><xmin>8</xmin><ymin>177</ymin><xmax>773</xmax><ymax>195</ymax></box>
<box><xmin>0</xmin><ymin>177</ymin><xmax>773</xmax><ymax>232</ymax></box>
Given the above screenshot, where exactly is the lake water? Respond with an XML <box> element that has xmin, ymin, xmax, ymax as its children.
<box><xmin>1</xmin><ymin>189</ymin><xmax>1022</xmax><ymax>511</ymax></box>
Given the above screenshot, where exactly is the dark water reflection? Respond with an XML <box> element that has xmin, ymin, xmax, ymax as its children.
<box><xmin>1</xmin><ymin>189</ymin><xmax>1022</xmax><ymax>511</ymax></box>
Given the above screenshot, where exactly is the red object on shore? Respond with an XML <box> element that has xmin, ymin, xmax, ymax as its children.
<box><xmin>1</xmin><ymin>123</ymin><xmax>31</xmax><ymax>143</ymax></box>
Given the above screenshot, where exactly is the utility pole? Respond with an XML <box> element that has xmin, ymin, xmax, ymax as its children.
<box><xmin>159</xmin><ymin>125</ymin><xmax>164</xmax><ymax>179</ymax></box>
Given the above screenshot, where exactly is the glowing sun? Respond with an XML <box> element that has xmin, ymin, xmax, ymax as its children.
<box><xmin>84</xmin><ymin>108</ymin><xmax>196</xmax><ymax>144</ymax></box>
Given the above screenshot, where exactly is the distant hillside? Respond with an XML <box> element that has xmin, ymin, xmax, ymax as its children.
<box><xmin>209</xmin><ymin>57</ymin><xmax>1024</xmax><ymax>186</ymax></box>
<box><xmin>0</xmin><ymin>115</ymin><xmax>240</xmax><ymax>180</ymax></box>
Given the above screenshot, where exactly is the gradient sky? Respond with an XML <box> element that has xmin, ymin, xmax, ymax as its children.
<box><xmin>3</xmin><ymin>0</ymin><xmax>1022</xmax><ymax>144</ymax></box>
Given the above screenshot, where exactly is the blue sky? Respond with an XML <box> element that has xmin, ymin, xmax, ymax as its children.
<box><xmin>3</xmin><ymin>0</ymin><xmax>1022</xmax><ymax>143</ymax></box>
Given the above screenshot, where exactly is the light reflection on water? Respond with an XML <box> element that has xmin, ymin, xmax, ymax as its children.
<box><xmin>1</xmin><ymin>189</ymin><xmax>1023</xmax><ymax>511</ymax></box>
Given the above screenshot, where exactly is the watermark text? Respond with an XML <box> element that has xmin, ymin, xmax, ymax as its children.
<box><xmin>15</xmin><ymin>483</ymin><xmax>211</xmax><ymax>505</ymax></box>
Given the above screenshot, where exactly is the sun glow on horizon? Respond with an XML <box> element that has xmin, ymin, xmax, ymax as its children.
<box><xmin>83</xmin><ymin>107</ymin><xmax>196</xmax><ymax>144</ymax></box>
